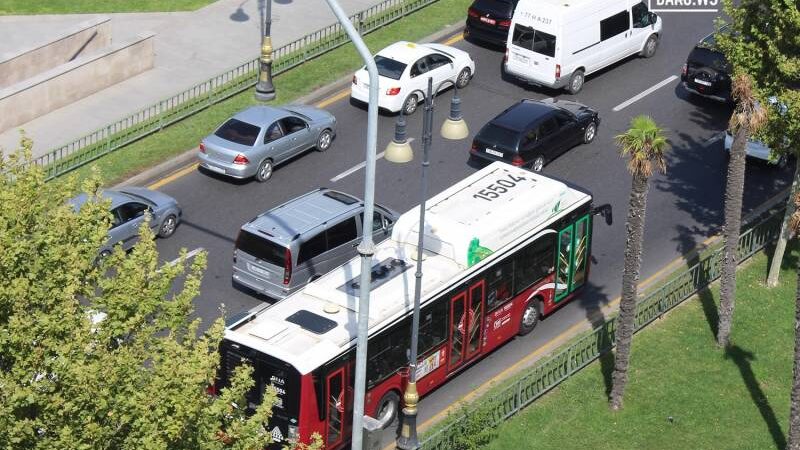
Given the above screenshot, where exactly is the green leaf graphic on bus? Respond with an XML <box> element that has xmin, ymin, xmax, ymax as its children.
<box><xmin>467</xmin><ymin>238</ymin><xmax>493</xmax><ymax>267</ymax></box>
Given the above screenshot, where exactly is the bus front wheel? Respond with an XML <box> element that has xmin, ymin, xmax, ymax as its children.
<box><xmin>518</xmin><ymin>300</ymin><xmax>541</xmax><ymax>335</ymax></box>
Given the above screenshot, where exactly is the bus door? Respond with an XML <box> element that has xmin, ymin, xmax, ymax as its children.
<box><xmin>554</xmin><ymin>215</ymin><xmax>590</xmax><ymax>302</ymax></box>
<box><xmin>448</xmin><ymin>280</ymin><xmax>486</xmax><ymax>371</ymax></box>
<box><xmin>325</xmin><ymin>367</ymin><xmax>347</xmax><ymax>448</ymax></box>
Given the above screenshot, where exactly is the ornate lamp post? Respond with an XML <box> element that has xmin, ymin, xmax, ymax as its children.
<box><xmin>388</xmin><ymin>77</ymin><xmax>469</xmax><ymax>450</ymax></box>
<box><xmin>255</xmin><ymin>0</ymin><xmax>276</xmax><ymax>101</ymax></box>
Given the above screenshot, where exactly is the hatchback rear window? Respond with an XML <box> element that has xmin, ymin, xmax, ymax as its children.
<box><xmin>472</xmin><ymin>0</ymin><xmax>515</xmax><ymax>16</ymax></box>
<box><xmin>512</xmin><ymin>24</ymin><xmax>556</xmax><ymax>57</ymax></box>
<box><xmin>215</xmin><ymin>119</ymin><xmax>261</xmax><ymax>146</ymax></box>
<box><xmin>477</xmin><ymin>124</ymin><xmax>520</xmax><ymax>150</ymax></box>
<box><xmin>235</xmin><ymin>230</ymin><xmax>286</xmax><ymax>266</ymax></box>
<box><xmin>374</xmin><ymin>56</ymin><xmax>407</xmax><ymax>80</ymax></box>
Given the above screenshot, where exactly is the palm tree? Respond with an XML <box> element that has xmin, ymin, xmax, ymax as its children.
<box><xmin>609</xmin><ymin>115</ymin><xmax>668</xmax><ymax>411</ymax></box>
<box><xmin>787</xmin><ymin>192</ymin><xmax>800</xmax><ymax>450</ymax></box>
<box><xmin>717</xmin><ymin>73</ymin><xmax>767</xmax><ymax>349</ymax></box>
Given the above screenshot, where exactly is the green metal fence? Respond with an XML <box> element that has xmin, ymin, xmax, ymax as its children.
<box><xmin>420</xmin><ymin>203</ymin><xmax>786</xmax><ymax>449</ymax></box>
<box><xmin>32</xmin><ymin>0</ymin><xmax>440</xmax><ymax>181</ymax></box>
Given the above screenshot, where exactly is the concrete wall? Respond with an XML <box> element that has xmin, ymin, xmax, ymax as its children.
<box><xmin>0</xmin><ymin>33</ymin><xmax>155</xmax><ymax>133</ymax></box>
<box><xmin>0</xmin><ymin>17</ymin><xmax>111</xmax><ymax>89</ymax></box>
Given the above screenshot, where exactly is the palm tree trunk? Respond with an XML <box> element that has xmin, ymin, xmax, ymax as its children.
<box><xmin>788</xmin><ymin>256</ymin><xmax>800</xmax><ymax>450</ymax></box>
<box><xmin>610</xmin><ymin>173</ymin><xmax>650</xmax><ymax>410</ymax></box>
<box><xmin>718</xmin><ymin>126</ymin><xmax>749</xmax><ymax>348</ymax></box>
<box><xmin>767</xmin><ymin>161</ymin><xmax>800</xmax><ymax>288</ymax></box>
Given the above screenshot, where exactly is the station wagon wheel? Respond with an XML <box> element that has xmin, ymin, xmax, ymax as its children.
<box><xmin>530</xmin><ymin>155</ymin><xmax>546</xmax><ymax>172</ymax></box>
<box><xmin>583</xmin><ymin>121</ymin><xmax>597</xmax><ymax>144</ymax></box>
<box><xmin>158</xmin><ymin>214</ymin><xmax>178</xmax><ymax>238</ymax></box>
<box><xmin>375</xmin><ymin>390</ymin><xmax>400</xmax><ymax>429</ymax></box>
<box><xmin>255</xmin><ymin>159</ymin><xmax>274</xmax><ymax>183</ymax></box>
<box><xmin>641</xmin><ymin>35</ymin><xmax>658</xmax><ymax>58</ymax></box>
<box><xmin>456</xmin><ymin>67</ymin><xmax>472</xmax><ymax>88</ymax></box>
<box><xmin>518</xmin><ymin>299</ymin><xmax>540</xmax><ymax>336</ymax></box>
<box><xmin>402</xmin><ymin>94</ymin><xmax>419</xmax><ymax>115</ymax></box>
<box><xmin>316</xmin><ymin>129</ymin><xmax>333</xmax><ymax>152</ymax></box>
<box><xmin>566</xmin><ymin>70</ymin><xmax>584</xmax><ymax>95</ymax></box>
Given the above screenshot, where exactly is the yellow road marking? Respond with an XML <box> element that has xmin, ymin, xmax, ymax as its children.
<box><xmin>443</xmin><ymin>33</ymin><xmax>464</xmax><ymax>46</ymax></box>
<box><xmin>147</xmin><ymin>163</ymin><xmax>198</xmax><ymax>190</ymax></box>
<box><xmin>316</xmin><ymin>88</ymin><xmax>351</xmax><ymax>109</ymax></box>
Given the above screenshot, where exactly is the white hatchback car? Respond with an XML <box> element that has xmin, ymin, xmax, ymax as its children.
<box><xmin>350</xmin><ymin>41</ymin><xmax>475</xmax><ymax>114</ymax></box>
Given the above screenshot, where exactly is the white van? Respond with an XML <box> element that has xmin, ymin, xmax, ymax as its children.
<box><xmin>503</xmin><ymin>0</ymin><xmax>662</xmax><ymax>94</ymax></box>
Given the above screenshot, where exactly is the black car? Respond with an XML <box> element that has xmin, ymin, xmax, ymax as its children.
<box><xmin>470</xmin><ymin>99</ymin><xmax>600</xmax><ymax>172</ymax></box>
<box><xmin>463</xmin><ymin>0</ymin><xmax>518</xmax><ymax>47</ymax></box>
<box><xmin>681</xmin><ymin>25</ymin><xmax>733</xmax><ymax>103</ymax></box>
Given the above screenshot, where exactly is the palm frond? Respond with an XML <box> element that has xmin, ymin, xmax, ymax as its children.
<box><xmin>615</xmin><ymin>115</ymin><xmax>669</xmax><ymax>177</ymax></box>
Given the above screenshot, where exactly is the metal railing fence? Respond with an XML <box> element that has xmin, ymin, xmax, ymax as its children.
<box><xmin>32</xmin><ymin>0</ymin><xmax>439</xmax><ymax>180</ymax></box>
<box><xmin>420</xmin><ymin>204</ymin><xmax>786</xmax><ymax>449</ymax></box>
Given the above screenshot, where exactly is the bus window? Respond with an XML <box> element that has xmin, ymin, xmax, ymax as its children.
<box><xmin>418</xmin><ymin>300</ymin><xmax>448</xmax><ymax>356</ymax></box>
<box><xmin>514</xmin><ymin>233</ymin><xmax>556</xmax><ymax>294</ymax></box>
<box><xmin>486</xmin><ymin>259</ymin><xmax>514</xmax><ymax>311</ymax></box>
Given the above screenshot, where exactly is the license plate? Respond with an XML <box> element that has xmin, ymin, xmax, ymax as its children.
<box><xmin>486</xmin><ymin>149</ymin><xmax>503</xmax><ymax>157</ymax></box>
<box><xmin>203</xmin><ymin>163</ymin><xmax>225</xmax><ymax>174</ymax></box>
<box><xmin>248</xmin><ymin>263</ymin><xmax>271</xmax><ymax>279</ymax></box>
<box><xmin>693</xmin><ymin>78</ymin><xmax>712</xmax><ymax>86</ymax></box>
<box><xmin>480</xmin><ymin>16</ymin><xmax>496</xmax><ymax>25</ymax></box>
<box><xmin>512</xmin><ymin>52</ymin><xmax>529</xmax><ymax>64</ymax></box>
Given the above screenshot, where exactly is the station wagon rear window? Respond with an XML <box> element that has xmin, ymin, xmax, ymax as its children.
<box><xmin>235</xmin><ymin>230</ymin><xmax>286</xmax><ymax>266</ymax></box>
<box><xmin>511</xmin><ymin>24</ymin><xmax>556</xmax><ymax>57</ymax></box>
<box><xmin>215</xmin><ymin>118</ymin><xmax>261</xmax><ymax>146</ymax></box>
<box><xmin>374</xmin><ymin>56</ymin><xmax>407</xmax><ymax>80</ymax></box>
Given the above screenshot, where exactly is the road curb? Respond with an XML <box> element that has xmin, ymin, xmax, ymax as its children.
<box><xmin>115</xmin><ymin>22</ymin><xmax>466</xmax><ymax>188</ymax></box>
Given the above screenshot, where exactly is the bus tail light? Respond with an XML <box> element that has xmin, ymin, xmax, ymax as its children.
<box><xmin>283</xmin><ymin>248</ymin><xmax>293</xmax><ymax>285</ymax></box>
<box><xmin>512</xmin><ymin>155</ymin><xmax>524</xmax><ymax>166</ymax></box>
<box><xmin>555</xmin><ymin>64</ymin><xmax>561</xmax><ymax>79</ymax></box>
<box><xmin>386</xmin><ymin>87</ymin><xmax>401</xmax><ymax>96</ymax></box>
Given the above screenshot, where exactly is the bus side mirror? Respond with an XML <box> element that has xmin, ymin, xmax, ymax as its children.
<box><xmin>593</xmin><ymin>203</ymin><xmax>613</xmax><ymax>226</ymax></box>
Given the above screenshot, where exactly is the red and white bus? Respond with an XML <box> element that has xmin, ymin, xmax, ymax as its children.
<box><xmin>216</xmin><ymin>162</ymin><xmax>610</xmax><ymax>448</ymax></box>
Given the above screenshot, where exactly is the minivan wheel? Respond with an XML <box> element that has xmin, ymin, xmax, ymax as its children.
<box><xmin>316</xmin><ymin>129</ymin><xmax>333</xmax><ymax>152</ymax></box>
<box><xmin>583</xmin><ymin>122</ymin><xmax>597</xmax><ymax>144</ymax></box>
<box><xmin>566</xmin><ymin>70</ymin><xmax>584</xmax><ymax>95</ymax></box>
<box><xmin>456</xmin><ymin>67</ymin><xmax>472</xmax><ymax>89</ymax></box>
<box><xmin>530</xmin><ymin>155</ymin><xmax>546</xmax><ymax>172</ymax></box>
<box><xmin>402</xmin><ymin>94</ymin><xmax>419</xmax><ymax>115</ymax></box>
<box><xmin>641</xmin><ymin>35</ymin><xmax>658</xmax><ymax>58</ymax></box>
<box><xmin>158</xmin><ymin>214</ymin><xmax>178</xmax><ymax>238</ymax></box>
<box><xmin>255</xmin><ymin>159</ymin><xmax>274</xmax><ymax>183</ymax></box>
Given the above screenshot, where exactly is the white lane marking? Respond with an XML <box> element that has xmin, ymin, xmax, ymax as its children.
<box><xmin>704</xmin><ymin>132</ymin><xmax>724</xmax><ymax>146</ymax></box>
<box><xmin>163</xmin><ymin>247</ymin><xmax>205</xmax><ymax>268</ymax></box>
<box><xmin>612</xmin><ymin>75</ymin><xmax>679</xmax><ymax>112</ymax></box>
<box><xmin>330</xmin><ymin>138</ymin><xmax>415</xmax><ymax>182</ymax></box>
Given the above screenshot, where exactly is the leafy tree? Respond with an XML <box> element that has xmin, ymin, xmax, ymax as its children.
<box><xmin>0</xmin><ymin>136</ymin><xmax>278</xmax><ymax>449</ymax></box>
<box><xmin>609</xmin><ymin>116</ymin><xmax>668</xmax><ymax>410</ymax></box>
<box><xmin>715</xmin><ymin>74</ymin><xmax>767</xmax><ymax>349</ymax></box>
<box><xmin>714</xmin><ymin>0</ymin><xmax>800</xmax><ymax>288</ymax></box>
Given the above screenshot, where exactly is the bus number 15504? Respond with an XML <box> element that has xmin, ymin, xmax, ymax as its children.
<box><xmin>472</xmin><ymin>173</ymin><xmax>528</xmax><ymax>202</ymax></box>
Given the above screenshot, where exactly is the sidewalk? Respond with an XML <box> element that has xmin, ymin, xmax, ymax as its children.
<box><xmin>0</xmin><ymin>0</ymin><xmax>384</xmax><ymax>158</ymax></box>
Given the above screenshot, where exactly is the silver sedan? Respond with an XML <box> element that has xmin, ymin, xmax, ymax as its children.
<box><xmin>198</xmin><ymin>105</ymin><xmax>337</xmax><ymax>182</ymax></box>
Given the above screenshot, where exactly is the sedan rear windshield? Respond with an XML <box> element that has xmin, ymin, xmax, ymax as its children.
<box><xmin>235</xmin><ymin>230</ymin><xmax>286</xmax><ymax>266</ymax></box>
<box><xmin>477</xmin><ymin>124</ymin><xmax>520</xmax><ymax>150</ymax></box>
<box><xmin>512</xmin><ymin>24</ymin><xmax>556</xmax><ymax>58</ymax></box>
<box><xmin>214</xmin><ymin>118</ymin><xmax>261</xmax><ymax>147</ymax></box>
<box><xmin>374</xmin><ymin>56</ymin><xmax>407</xmax><ymax>80</ymax></box>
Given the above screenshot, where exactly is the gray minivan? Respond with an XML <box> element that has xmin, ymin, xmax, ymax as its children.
<box><xmin>232</xmin><ymin>188</ymin><xmax>398</xmax><ymax>300</ymax></box>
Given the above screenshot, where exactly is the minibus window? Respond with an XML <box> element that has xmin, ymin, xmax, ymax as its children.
<box><xmin>512</xmin><ymin>24</ymin><xmax>556</xmax><ymax>57</ymax></box>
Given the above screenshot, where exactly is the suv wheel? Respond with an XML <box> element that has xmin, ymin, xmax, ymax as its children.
<box><xmin>566</xmin><ymin>70</ymin><xmax>584</xmax><ymax>95</ymax></box>
<box><xmin>641</xmin><ymin>35</ymin><xmax>658</xmax><ymax>58</ymax></box>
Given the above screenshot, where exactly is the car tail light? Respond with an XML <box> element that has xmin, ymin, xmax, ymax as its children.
<box><xmin>283</xmin><ymin>248</ymin><xmax>293</xmax><ymax>285</ymax></box>
<box><xmin>555</xmin><ymin>64</ymin><xmax>561</xmax><ymax>78</ymax></box>
<box><xmin>386</xmin><ymin>87</ymin><xmax>401</xmax><ymax>96</ymax></box>
<box><xmin>199</xmin><ymin>142</ymin><xmax>206</xmax><ymax>153</ymax></box>
<box><xmin>468</xmin><ymin>7</ymin><xmax>479</xmax><ymax>17</ymax></box>
<box><xmin>352</xmin><ymin>75</ymin><xmax>358</xmax><ymax>85</ymax></box>
<box><xmin>498</xmin><ymin>19</ymin><xmax>511</xmax><ymax>28</ymax></box>
<box><xmin>512</xmin><ymin>155</ymin><xmax>525</xmax><ymax>167</ymax></box>
<box><xmin>470</xmin><ymin>142</ymin><xmax>478</xmax><ymax>154</ymax></box>
<box><xmin>681</xmin><ymin>63</ymin><xmax>687</xmax><ymax>77</ymax></box>
<box><xmin>504</xmin><ymin>49</ymin><xmax>509</xmax><ymax>64</ymax></box>
<box><xmin>233</xmin><ymin>154</ymin><xmax>249</xmax><ymax>165</ymax></box>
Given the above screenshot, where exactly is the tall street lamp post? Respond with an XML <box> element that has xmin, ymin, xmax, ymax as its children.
<box><xmin>255</xmin><ymin>0</ymin><xmax>276</xmax><ymax>101</ymax></box>
<box><xmin>387</xmin><ymin>77</ymin><xmax>469</xmax><ymax>450</ymax></box>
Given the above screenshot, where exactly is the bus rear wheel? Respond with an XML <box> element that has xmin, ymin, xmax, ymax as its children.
<box><xmin>518</xmin><ymin>300</ymin><xmax>540</xmax><ymax>336</ymax></box>
<box><xmin>374</xmin><ymin>390</ymin><xmax>400</xmax><ymax>429</ymax></box>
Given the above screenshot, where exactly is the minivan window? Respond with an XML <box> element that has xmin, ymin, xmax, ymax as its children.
<box><xmin>327</xmin><ymin>218</ymin><xmax>358</xmax><ymax>249</ymax></box>
<box><xmin>511</xmin><ymin>24</ymin><xmax>556</xmax><ymax>57</ymax></box>
<box><xmin>478</xmin><ymin>123</ymin><xmax>520</xmax><ymax>150</ymax></box>
<box><xmin>236</xmin><ymin>230</ymin><xmax>286</xmax><ymax>266</ymax></box>
<box><xmin>215</xmin><ymin>118</ymin><xmax>261</xmax><ymax>146</ymax></box>
<box><xmin>298</xmin><ymin>231</ymin><xmax>327</xmax><ymax>265</ymax></box>
<box><xmin>600</xmin><ymin>10</ymin><xmax>630</xmax><ymax>41</ymax></box>
<box><xmin>374</xmin><ymin>56</ymin><xmax>407</xmax><ymax>80</ymax></box>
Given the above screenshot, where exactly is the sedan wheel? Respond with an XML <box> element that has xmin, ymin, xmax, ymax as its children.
<box><xmin>255</xmin><ymin>159</ymin><xmax>273</xmax><ymax>183</ymax></box>
<box><xmin>158</xmin><ymin>214</ymin><xmax>178</xmax><ymax>238</ymax></box>
<box><xmin>456</xmin><ymin>67</ymin><xmax>472</xmax><ymax>89</ymax></box>
<box><xmin>316</xmin><ymin>129</ymin><xmax>333</xmax><ymax>152</ymax></box>
<box><xmin>583</xmin><ymin>122</ymin><xmax>597</xmax><ymax>144</ymax></box>
<box><xmin>531</xmin><ymin>155</ymin><xmax>546</xmax><ymax>172</ymax></box>
<box><xmin>402</xmin><ymin>94</ymin><xmax>418</xmax><ymax>115</ymax></box>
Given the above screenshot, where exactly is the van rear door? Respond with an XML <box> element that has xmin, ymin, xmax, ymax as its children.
<box><xmin>234</xmin><ymin>229</ymin><xmax>288</xmax><ymax>288</ymax></box>
<box><xmin>506</xmin><ymin>20</ymin><xmax>558</xmax><ymax>85</ymax></box>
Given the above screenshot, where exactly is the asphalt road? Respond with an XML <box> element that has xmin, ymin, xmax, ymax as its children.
<box><xmin>147</xmin><ymin>10</ymin><xmax>792</xmax><ymax>446</ymax></box>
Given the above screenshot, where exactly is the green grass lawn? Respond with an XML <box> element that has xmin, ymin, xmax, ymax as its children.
<box><xmin>482</xmin><ymin>246</ymin><xmax>797</xmax><ymax>450</ymax></box>
<box><xmin>48</xmin><ymin>0</ymin><xmax>468</xmax><ymax>186</ymax></box>
<box><xmin>0</xmin><ymin>0</ymin><xmax>215</xmax><ymax>14</ymax></box>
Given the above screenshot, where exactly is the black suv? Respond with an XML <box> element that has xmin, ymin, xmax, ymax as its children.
<box><xmin>681</xmin><ymin>25</ymin><xmax>732</xmax><ymax>103</ymax></box>
<box><xmin>470</xmin><ymin>99</ymin><xmax>600</xmax><ymax>172</ymax></box>
<box><xmin>464</xmin><ymin>0</ymin><xmax>518</xmax><ymax>47</ymax></box>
